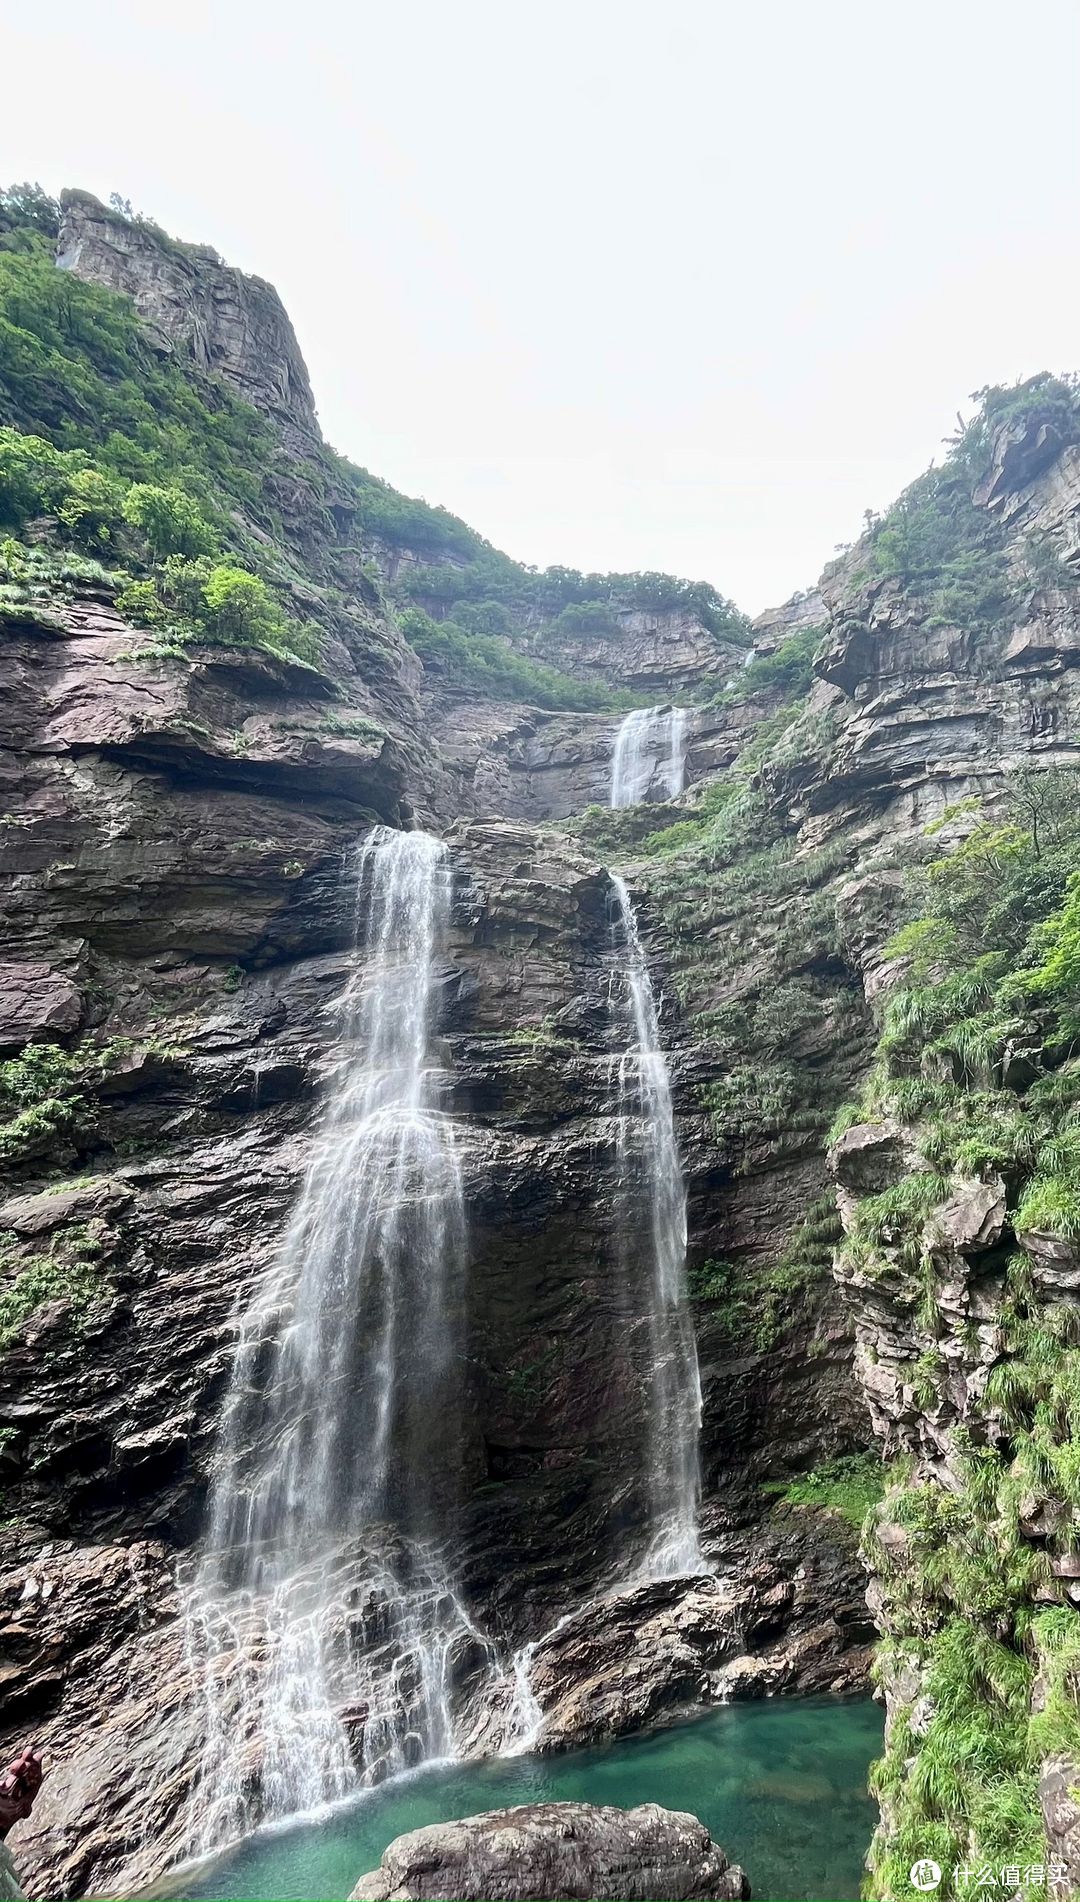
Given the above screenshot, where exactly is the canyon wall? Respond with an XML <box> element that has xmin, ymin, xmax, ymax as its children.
<box><xmin>3</xmin><ymin>187</ymin><xmax>1079</xmax><ymax>1899</ymax></box>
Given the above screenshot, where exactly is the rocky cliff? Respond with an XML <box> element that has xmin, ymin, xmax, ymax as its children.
<box><xmin>2</xmin><ymin>184</ymin><xmax>1079</xmax><ymax>1902</ymax></box>
<box><xmin>56</xmin><ymin>191</ymin><xmax>319</xmax><ymax>447</ymax></box>
<box><xmin>0</xmin><ymin>188</ymin><xmax>868</xmax><ymax>1900</ymax></box>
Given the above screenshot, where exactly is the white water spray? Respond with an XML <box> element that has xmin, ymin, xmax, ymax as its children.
<box><xmin>609</xmin><ymin>875</ymin><xmax>702</xmax><ymax>1577</ymax></box>
<box><xmin>610</xmin><ymin>705</ymin><xmax>688</xmax><ymax>808</ymax></box>
<box><xmin>184</xmin><ymin>828</ymin><xmax>487</xmax><ymax>1854</ymax></box>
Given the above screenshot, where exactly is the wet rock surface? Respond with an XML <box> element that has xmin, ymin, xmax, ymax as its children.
<box><xmin>513</xmin><ymin>1506</ymin><xmax>874</xmax><ymax>1753</ymax></box>
<box><xmin>347</xmin><ymin>1801</ymin><xmax>750</xmax><ymax>1901</ymax></box>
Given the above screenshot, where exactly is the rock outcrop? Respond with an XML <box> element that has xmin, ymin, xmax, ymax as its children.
<box><xmin>483</xmin><ymin>1532</ymin><xmax>873</xmax><ymax>1755</ymax></box>
<box><xmin>57</xmin><ymin>190</ymin><xmax>319</xmax><ymax>444</ymax></box>
<box><xmin>347</xmin><ymin>1802</ymin><xmax>750</xmax><ymax>1901</ymax></box>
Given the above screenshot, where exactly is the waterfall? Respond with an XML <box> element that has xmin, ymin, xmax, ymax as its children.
<box><xmin>184</xmin><ymin>827</ymin><xmax>487</xmax><ymax>1855</ymax></box>
<box><xmin>610</xmin><ymin>705</ymin><xmax>688</xmax><ymax>808</ymax></box>
<box><xmin>609</xmin><ymin>876</ymin><xmax>703</xmax><ymax>1577</ymax></box>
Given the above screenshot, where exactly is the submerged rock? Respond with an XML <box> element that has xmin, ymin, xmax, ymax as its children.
<box><xmin>347</xmin><ymin>1800</ymin><xmax>750</xmax><ymax>1900</ymax></box>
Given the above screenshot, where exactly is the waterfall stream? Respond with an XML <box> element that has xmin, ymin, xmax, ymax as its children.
<box><xmin>609</xmin><ymin>707</ymin><xmax>702</xmax><ymax>1574</ymax></box>
<box><xmin>610</xmin><ymin>876</ymin><xmax>703</xmax><ymax>1576</ymax></box>
<box><xmin>499</xmin><ymin>712</ymin><xmax>705</xmax><ymax>1736</ymax></box>
<box><xmin>610</xmin><ymin>704</ymin><xmax>688</xmax><ymax>807</ymax></box>
<box><xmin>184</xmin><ymin>828</ymin><xmax>489</xmax><ymax>1855</ymax></box>
<box><xmin>185</xmin><ymin>776</ymin><xmax>703</xmax><ymax>1830</ymax></box>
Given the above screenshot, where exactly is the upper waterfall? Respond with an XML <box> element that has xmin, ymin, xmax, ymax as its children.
<box><xmin>610</xmin><ymin>706</ymin><xmax>689</xmax><ymax>808</ymax></box>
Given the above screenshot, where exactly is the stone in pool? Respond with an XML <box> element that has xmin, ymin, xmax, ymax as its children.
<box><xmin>348</xmin><ymin>1798</ymin><xmax>750</xmax><ymax>1900</ymax></box>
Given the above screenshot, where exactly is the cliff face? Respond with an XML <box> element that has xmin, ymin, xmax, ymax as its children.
<box><xmin>787</xmin><ymin>404</ymin><xmax>1080</xmax><ymax>1895</ymax></box>
<box><xmin>4</xmin><ymin>189</ymin><xmax>1080</xmax><ymax>1901</ymax></box>
<box><xmin>57</xmin><ymin>190</ymin><xmax>320</xmax><ymax>446</ymax></box>
<box><xmin>0</xmin><ymin>192</ymin><xmax>867</xmax><ymax>1899</ymax></box>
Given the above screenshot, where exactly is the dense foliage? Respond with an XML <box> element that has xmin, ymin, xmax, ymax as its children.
<box><xmin>762</xmin><ymin>1452</ymin><xmax>884</xmax><ymax>1527</ymax></box>
<box><xmin>708</xmin><ymin>620</ymin><xmax>823</xmax><ymax>708</ymax></box>
<box><xmin>0</xmin><ymin>221</ymin><xmax>276</xmax><ymax>521</ymax></box>
<box><xmin>860</xmin><ymin>373</ymin><xmax>1080</xmax><ymax>638</ymax></box>
<box><xmin>0</xmin><ymin>426</ymin><xmax>318</xmax><ymax>663</ymax></box>
<box><xmin>830</xmin><ymin>768</ymin><xmax>1080</xmax><ymax>1898</ymax></box>
<box><xmin>402</xmin><ymin>552</ymin><xmax>751</xmax><ymax>645</ymax></box>
<box><xmin>398</xmin><ymin>605</ymin><xmax>631</xmax><ymax>711</ymax></box>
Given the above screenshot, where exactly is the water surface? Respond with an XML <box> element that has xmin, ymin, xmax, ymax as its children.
<box><xmin>175</xmin><ymin>1696</ymin><xmax>880</xmax><ymax>1901</ymax></box>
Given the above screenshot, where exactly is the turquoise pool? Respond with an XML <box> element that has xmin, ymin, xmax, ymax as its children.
<box><xmin>173</xmin><ymin>1695</ymin><xmax>881</xmax><ymax>1901</ymax></box>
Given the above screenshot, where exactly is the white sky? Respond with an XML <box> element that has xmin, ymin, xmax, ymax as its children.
<box><xmin>4</xmin><ymin>0</ymin><xmax>1080</xmax><ymax>613</ymax></box>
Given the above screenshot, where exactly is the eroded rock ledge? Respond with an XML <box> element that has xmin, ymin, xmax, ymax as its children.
<box><xmin>348</xmin><ymin>1801</ymin><xmax>750</xmax><ymax>1901</ymax></box>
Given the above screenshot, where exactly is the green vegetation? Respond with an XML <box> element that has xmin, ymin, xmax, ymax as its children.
<box><xmin>870</xmin><ymin>1616</ymin><xmax>1049</xmax><ymax>1902</ymax></box>
<box><xmin>121</xmin><ymin>481</ymin><xmax>216</xmax><ymax>558</ymax></box>
<box><xmin>0</xmin><ymin>1224</ymin><xmax>109</xmax><ymax>1353</ymax></box>
<box><xmin>401</xmin><ymin>553</ymin><xmax>751</xmax><ymax>645</ymax></box>
<box><xmin>0</xmin><ymin>1037</ymin><xmax>184</xmax><ymax>1165</ymax></box>
<box><xmin>397</xmin><ymin>605</ymin><xmax>629</xmax><ymax>711</ymax></box>
<box><xmin>339</xmin><ymin>463</ymin><xmax>484</xmax><ymax>562</ymax></box>
<box><xmin>836</xmin><ymin>764</ymin><xmax>1080</xmax><ymax>1895</ymax></box>
<box><xmin>709</xmin><ymin>621</ymin><xmax>823</xmax><ymax>708</ymax></box>
<box><xmin>847</xmin><ymin>769</ymin><xmax>1080</xmax><ymax>1210</ymax></box>
<box><xmin>117</xmin><ymin>555</ymin><xmax>319</xmax><ymax>663</ymax></box>
<box><xmin>1</xmin><ymin>184</ymin><xmax>752</xmax><ymax>709</ymax></box>
<box><xmin>0</xmin><ymin>1043</ymin><xmax>88</xmax><ymax>1163</ymax></box>
<box><xmin>763</xmin><ymin>1452</ymin><xmax>884</xmax><ymax>1527</ymax></box>
<box><xmin>0</xmin><ymin>425</ymin><xmax>319</xmax><ymax>664</ymax></box>
<box><xmin>861</xmin><ymin>373</ymin><xmax>1080</xmax><ymax>638</ymax></box>
<box><xmin>502</xmin><ymin>1016</ymin><xmax>572</xmax><ymax>1050</ymax></box>
<box><xmin>688</xmin><ymin>1192</ymin><xmax>844</xmax><ymax>1352</ymax></box>
<box><xmin>0</xmin><ymin>217</ymin><xmax>275</xmax><ymax>518</ymax></box>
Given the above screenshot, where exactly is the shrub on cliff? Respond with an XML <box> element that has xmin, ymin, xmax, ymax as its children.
<box><xmin>116</xmin><ymin>555</ymin><xmax>318</xmax><ymax>664</ymax></box>
<box><xmin>200</xmin><ymin>565</ymin><xmax>287</xmax><ymax>644</ymax></box>
<box><xmin>56</xmin><ymin>466</ymin><xmax>126</xmax><ymax>550</ymax></box>
<box><xmin>0</xmin><ymin>430</ymin><xmax>219</xmax><ymax>566</ymax></box>
<box><xmin>397</xmin><ymin>604</ymin><xmax>626</xmax><ymax>711</ymax></box>
<box><xmin>121</xmin><ymin>482</ymin><xmax>216</xmax><ymax>559</ymax></box>
<box><xmin>709</xmin><ymin>622</ymin><xmax>823</xmax><ymax>708</ymax></box>
<box><xmin>0</xmin><ymin>427</ymin><xmax>72</xmax><ymax>525</ymax></box>
<box><xmin>0</xmin><ymin>181</ymin><xmax>60</xmax><ymax>241</ymax></box>
<box><xmin>839</xmin><ymin>764</ymin><xmax>1080</xmax><ymax>1893</ymax></box>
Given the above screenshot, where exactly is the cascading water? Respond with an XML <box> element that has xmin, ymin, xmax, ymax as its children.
<box><xmin>609</xmin><ymin>708</ymin><xmax>702</xmax><ymax>1574</ymax></box>
<box><xmin>465</xmin><ymin>712</ymin><xmax>706</xmax><ymax>1749</ymax></box>
<box><xmin>610</xmin><ymin>704</ymin><xmax>688</xmax><ymax>807</ymax></box>
<box><xmin>609</xmin><ymin>875</ymin><xmax>703</xmax><ymax>1577</ymax></box>
<box><xmin>497</xmin><ymin>828</ymin><xmax>704</xmax><ymax>1743</ymax></box>
<box><xmin>183</xmin><ymin>827</ymin><xmax>488</xmax><ymax>1856</ymax></box>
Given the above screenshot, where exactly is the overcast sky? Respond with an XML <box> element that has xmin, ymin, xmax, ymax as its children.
<box><xmin>5</xmin><ymin>0</ymin><xmax>1080</xmax><ymax>613</ymax></box>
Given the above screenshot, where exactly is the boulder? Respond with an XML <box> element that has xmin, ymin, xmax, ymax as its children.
<box><xmin>829</xmin><ymin>1120</ymin><xmax>908</xmax><ymax>1195</ymax></box>
<box><xmin>1017</xmin><ymin>1228</ymin><xmax>1080</xmax><ymax>1295</ymax></box>
<box><xmin>0</xmin><ymin>962</ymin><xmax>81</xmax><ymax>1052</ymax></box>
<box><xmin>924</xmin><ymin>1174</ymin><xmax>1006</xmax><ymax>1258</ymax></box>
<box><xmin>348</xmin><ymin>1801</ymin><xmax>750</xmax><ymax>1900</ymax></box>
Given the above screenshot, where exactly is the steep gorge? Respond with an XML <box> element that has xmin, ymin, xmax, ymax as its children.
<box><xmin>1</xmin><ymin>183</ymin><xmax>1079</xmax><ymax>1900</ymax></box>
